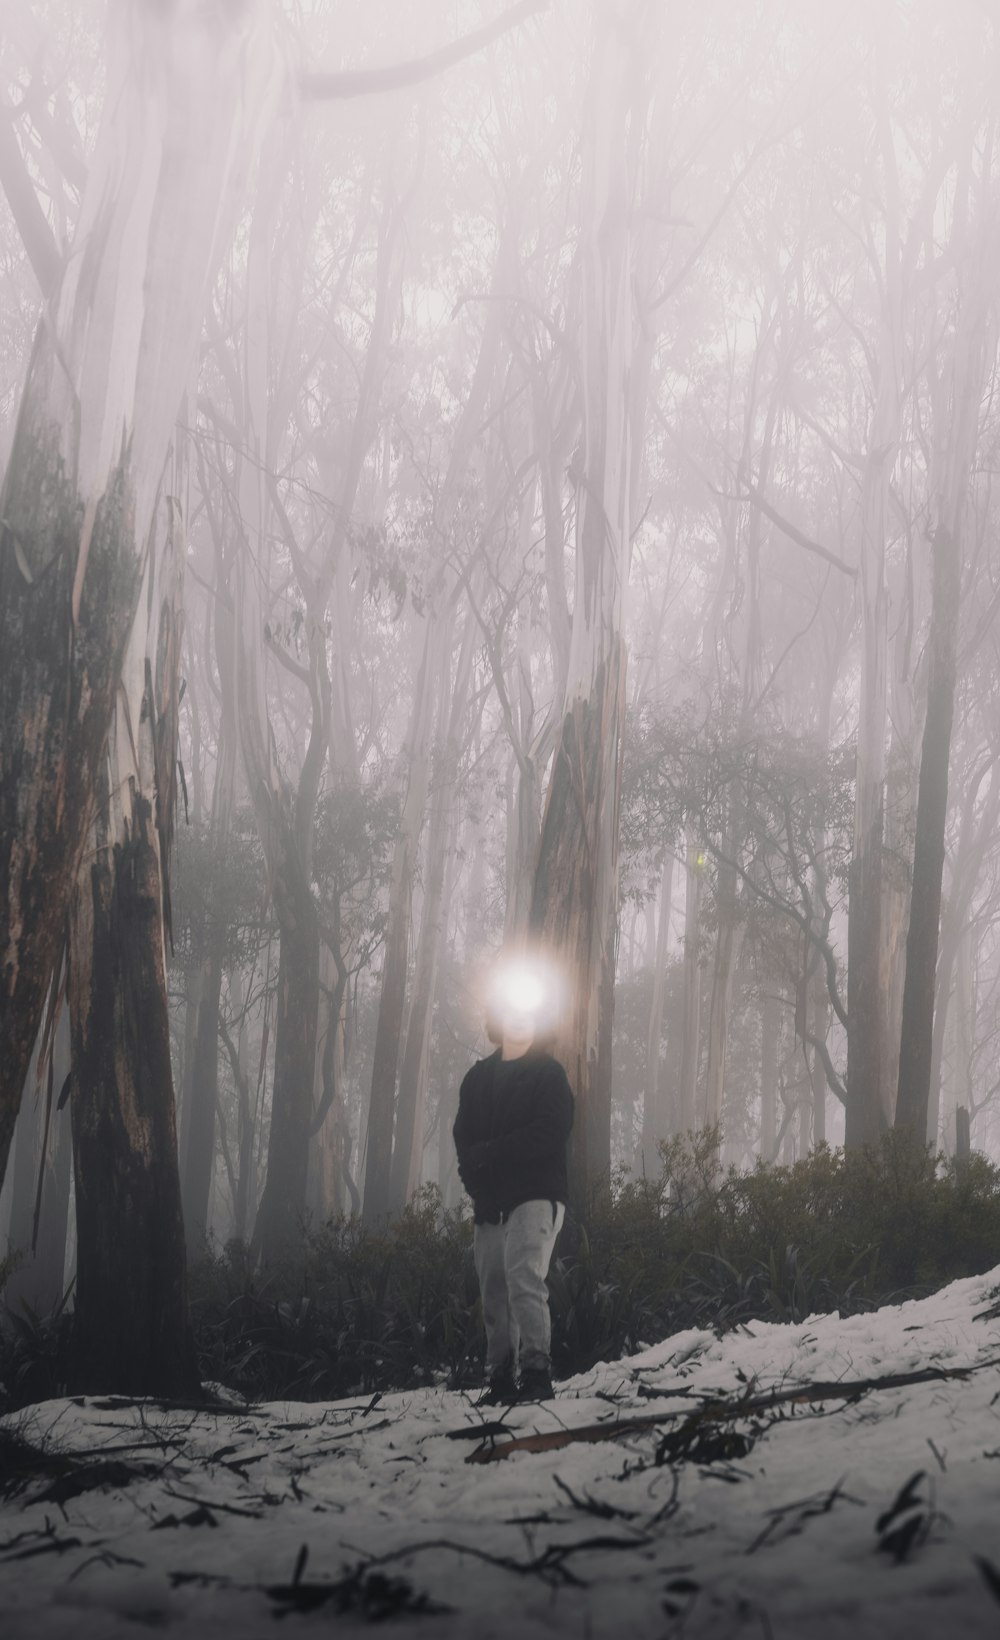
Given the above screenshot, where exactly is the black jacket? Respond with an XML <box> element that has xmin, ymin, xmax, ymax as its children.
<box><xmin>452</xmin><ymin>1047</ymin><xmax>574</xmax><ymax>1224</ymax></box>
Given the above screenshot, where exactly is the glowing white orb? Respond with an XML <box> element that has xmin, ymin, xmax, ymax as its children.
<box><xmin>496</xmin><ymin>966</ymin><xmax>546</xmax><ymax>1016</ymax></box>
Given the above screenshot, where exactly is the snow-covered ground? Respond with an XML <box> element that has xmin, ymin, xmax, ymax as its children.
<box><xmin>2</xmin><ymin>1268</ymin><xmax>1000</xmax><ymax>1639</ymax></box>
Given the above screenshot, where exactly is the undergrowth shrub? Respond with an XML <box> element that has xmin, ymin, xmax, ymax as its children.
<box><xmin>4</xmin><ymin>1134</ymin><xmax>999</xmax><ymax>1412</ymax></box>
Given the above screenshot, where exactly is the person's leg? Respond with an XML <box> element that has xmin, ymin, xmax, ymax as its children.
<box><xmin>503</xmin><ymin>1200</ymin><xmax>564</xmax><ymax>1381</ymax></box>
<box><xmin>473</xmin><ymin>1220</ymin><xmax>515</xmax><ymax>1387</ymax></box>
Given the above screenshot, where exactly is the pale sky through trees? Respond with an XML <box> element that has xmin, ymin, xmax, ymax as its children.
<box><xmin>1</xmin><ymin>0</ymin><xmax>1000</xmax><ymax>1254</ymax></box>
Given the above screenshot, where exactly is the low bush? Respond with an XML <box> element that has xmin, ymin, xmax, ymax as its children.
<box><xmin>3</xmin><ymin>1134</ymin><xmax>999</xmax><ymax>1412</ymax></box>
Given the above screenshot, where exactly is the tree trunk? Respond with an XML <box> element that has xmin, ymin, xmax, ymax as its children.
<box><xmin>5</xmin><ymin>1044</ymin><xmax>41</xmax><ymax>1274</ymax></box>
<box><xmin>181</xmin><ymin>952</ymin><xmax>224</xmax><ymax>1248</ymax></box>
<box><xmin>677</xmin><ymin>830</ymin><xmax>703</xmax><ymax>1136</ymax></box>
<box><xmin>389</xmin><ymin>614</ymin><xmax>475</xmax><ymax>1212</ymax></box>
<box><xmin>69</xmin><ymin>779</ymin><xmax>198</xmax><ymax>1395</ymax></box>
<box><xmin>895</xmin><ymin>525</ymin><xmax>962</xmax><ymax>1136</ymax></box>
<box><xmin>67</xmin><ymin>460</ymin><xmax>198</xmax><ymax>1395</ymax></box>
<box><xmin>846</xmin><ymin>439</ymin><xmax>893</xmax><ymax>1148</ymax></box>
<box><xmin>760</xmin><ymin>991</ymin><xmax>780</xmax><ymax>1163</ymax></box>
<box><xmin>3</xmin><ymin>1009</ymin><xmax>71</xmax><ymax>1315</ymax></box>
<box><xmin>703</xmin><ymin>852</ymin><xmax>743</xmax><ymax>1137</ymax></box>
<box><xmin>638</xmin><ymin>851</ymin><xmax>674</xmax><ymax>1175</ymax></box>
<box><xmin>808</xmin><ymin>981</ymin><xmax>830</xmax><ymax>1148</ymax></box>
<box><xmin>228</xmin><ymin>966</ymin><xmax>257</xmax><ymax>1244</ymax></box>
<box><xmin>363</xmin><ymin>621</ymin><xmax>437</xmax><ymax>1223</ymax></box>
<box><xmin>251</xmin><ymin>854</ymin><xmax>320</xmax><ymax>1261</ymax></box>
<box><xmin>0</xmin><ymin>0</ymin><xmax>276</xmax><ymax>1193</ymax></box>
<box><xmin>529</xmin><ymin>6</ymin><xmax>643</xmax><ymax>1200</ymax></box>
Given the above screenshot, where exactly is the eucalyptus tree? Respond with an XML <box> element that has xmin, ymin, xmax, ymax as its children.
<box><xmin>895</xmin><ymin>109</ymin><xmax>1000</xmax><ymax>1140</ymax></box>
<box><xmin>0</xmin><ymin>0</ymin><xmax>280</xmax><ymax>1233</ymax></box>
<box><xmin>527</xmin><ymin>0</ymin><xmax>659</xmax><ymax>1192</ymax></box>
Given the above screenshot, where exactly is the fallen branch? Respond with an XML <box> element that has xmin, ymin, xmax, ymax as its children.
<box><xmin>463</xmin><ymin>1356</ymin><xmax>1000</xmax><ymax>1464</ymax></box>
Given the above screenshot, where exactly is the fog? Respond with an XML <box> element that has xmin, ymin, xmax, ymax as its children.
<box><xmin>2</xmin><ymin>0</ymin><xmax>999</xmax><ymax>1352</ymax></box>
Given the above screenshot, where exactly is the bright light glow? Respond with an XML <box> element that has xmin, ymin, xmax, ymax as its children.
<box><xmin>485</xmin><ymin>953</ymin><xmax>567</xmax><ymax>1038</ymax></box>
<box><xmin>495</xmin><ymin>966</ymin><xmax>546</xmax><ymax>1016</ymax></box>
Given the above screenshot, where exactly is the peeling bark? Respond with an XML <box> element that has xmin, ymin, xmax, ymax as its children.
<box><xmin>0</xmin><ymin>0</ymin><xmax>279</xmax><ymax>1194</ymax></box>
<box><xmin>529</xmin><ymin>5</ymin><xmax>646</xmax><ymax>1198</ymax></box>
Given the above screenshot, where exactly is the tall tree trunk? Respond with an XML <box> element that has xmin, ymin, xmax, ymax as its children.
<box><xmin>0</xmin><ymin>0</ymin><xmax>276</xmax><ymax>1193</ymax></box>
<box><xmin>895</xmin><ymin>152</ymin><xmax>994</xmax><ymax>1137</ymax></box>
<box><xmin>895</xmin><ymin>524</ymin><xmax>962</xmax><ymax>1134</ymax></box>
<box><xmin>638</xmin><ymin>851</ymin><xmax>674</xmax><ymax>1175</ymax></box>
<box><xmin>530</xmin><ymin>5</ymin><xmax>644</xmax><ymax>1199</ymax></box>
<box><xmin>389</xmin><ymin>613</ymin><xmax>475</xmax><ymax>1212</ymax></box>
<box><xmin>703</xmin><ymin>854</ymin><xmax>743</xmax><ymax>1136</ymax></box>
<box><xmin>181</xmin><ymin>953</ymin><xmax>224</xmax><ymax>1248</ymax></box>
<box><xmin>68</xmin><ymin>465</ymin><xmax>198</xmax><ymax>1395</ymax></box>
<box><xmin>181</xmin><ymin>691</ymin><xmax>237</xmax><ymax>1247</ymax></box>
<box><xmin>249</xmin><ymin>843</ymin><xmax>320</xmax><ymax>1261</ymax></box>
<box><xmin>846</xmin><ymin>428</ymin><xmax>896</xmax><ymax>1147</ymax></box>
<box><xmin>227</xmin><ymin>966</ymin><xmax>257</xmax><ymax>1244</ymax></box>
<box><xmin>69</xmin><ymin>784</ymin><xmax>197</xmax><ymax>1394</ymax></box>
<box><xmin>677</xmin><ymin>830</ymin><xmax>703</xmax><ymax>1136</ymax></box>
<box><xmin>760</xmin><ymin>991</ymin><xmax>780</xmax><ymax>1163</ymax></box>
<box><xmin>363</xmin><ymin>621</ymin><xmax>437</xmax><ymax>1223</ymax></box>
<box><xmin>808</xmin><ymin>982</ymin><xmax>830</xmax><ymax>1149</ymax></box>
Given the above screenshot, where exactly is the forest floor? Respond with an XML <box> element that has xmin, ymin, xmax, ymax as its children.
<box><xmin>2</xmin><ymin>1269</ymin><xmax>1000</xmax><ymax>1640</ymax></box>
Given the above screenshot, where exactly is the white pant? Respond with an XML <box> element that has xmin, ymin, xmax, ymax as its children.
<box><xmin>473</xmin><ymin>1198</ymin><xmax>565</xmax><ymax>1376</ymax></box>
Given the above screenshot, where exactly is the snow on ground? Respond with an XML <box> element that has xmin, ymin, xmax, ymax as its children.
<box><xmin>2</xmin><ymin>1268</ymin><xmax>1000</xmax><ymax>1640</ymax></box>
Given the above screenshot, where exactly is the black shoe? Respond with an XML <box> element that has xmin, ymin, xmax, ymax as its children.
<box><xmin>478</xmin><ymin>1363</ymin><xmax>517</xmax><ymax>1406</ymax></box>
<box><xmin>517</xmin><ymin>1366</ymin><xmax>554</xmax><ymax>1402</ymax></box>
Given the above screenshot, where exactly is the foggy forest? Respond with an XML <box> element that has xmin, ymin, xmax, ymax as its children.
<box><xmin>2</xmin><ymin>2</ymin><xmax>1000</xmax><ymax>1637</ymax></box>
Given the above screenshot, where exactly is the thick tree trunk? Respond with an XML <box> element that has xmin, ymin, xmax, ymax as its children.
<box><xmin>67</xmin><ymin>457</ymin><xmax>198</xmax><ymax>1394</ymax></box>
<box><xmin>529</xmin><ymin>6</ymin><xmax>643</xmax><ymax>1200</ymax></box>
<box><xmin>531</xmin><ymin>643</ymin><xmax>627</xmax><ymax>1195</ymax></box>
<box><xmin>895</xmin><ymin>525</ymin><xmax>962</xmax><ymax>1135</ymax></box>
<box><xmin>0</xmin><ymin>0</ymin><xmax>276</xmax><ymax>1193</ymax></box>
<box><xmin>69</xmin><ymin>781</ymin><xmax>198</xmax><ymax>1395</ymax></box>
<box><xmin>390</xmin><ymin>618</ymin><xmax>474</xmax><ymax>1212</ymax></box>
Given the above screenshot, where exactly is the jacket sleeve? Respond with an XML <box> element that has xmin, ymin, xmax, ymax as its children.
<box><xmin>452</xmin><ymin>1069</ymin><xmax>485</xmax><ymax>1191</ymax></box>
<box><xmin>464</xmin><ymin>1059</ymin><xmax>573</xmax><ymax>1176</ymax></box>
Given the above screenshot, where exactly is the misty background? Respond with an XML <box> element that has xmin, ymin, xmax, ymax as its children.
<box><xmin>2</xmin><ymin>0</ymin><xmax>999</xmax><ymax>1338</ymax></box>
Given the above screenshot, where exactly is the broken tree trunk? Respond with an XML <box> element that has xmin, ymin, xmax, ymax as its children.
<box><xmin>68</xmin><ymin>464</ymin><xmax>199</xmax><ymax>1396</ymax></box>
<box><xmin>0</xmin><ymin>0</ymin><xmax>279</xmax><ymax>1194</ymax></box>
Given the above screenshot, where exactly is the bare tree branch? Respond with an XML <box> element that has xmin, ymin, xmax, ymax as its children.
<box><xmin>0</xmin><ymin>108</ymin><xmax>61</xmax><ymax>294</ymax></box>
<box><xmin>737</xmin><ymin>480</ymin><xmax>857</xmax><ymax>578</ymax></box>
<box><xmin>301</xmin><ymin>1</ymin><xmax>548</xmax><ymax>101</ymax></box>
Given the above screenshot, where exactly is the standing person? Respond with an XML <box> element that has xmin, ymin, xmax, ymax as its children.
<box><xmin>453</xmin><ymin>963</ymin><xmax>574</xmax><ymax>1403</ymax></box>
